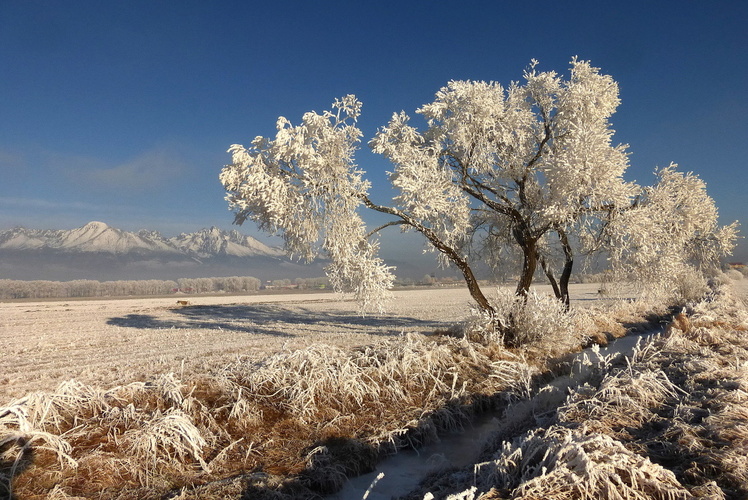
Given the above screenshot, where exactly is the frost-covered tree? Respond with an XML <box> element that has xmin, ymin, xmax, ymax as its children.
<box><xmin>220</xmin><ymin>58</ymin><xmax>737</xmax><ymax>319</ymax></box>
<box><xmin>603</xmin><ymin>164</ymin><xmax>738</xmax><ymax>296</ymax></box>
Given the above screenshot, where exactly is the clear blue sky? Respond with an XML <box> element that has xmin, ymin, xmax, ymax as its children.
<box><xmin>1</xmin><ymin>0</ymin><xmax>746</xmax><ymax>263</ymax></box>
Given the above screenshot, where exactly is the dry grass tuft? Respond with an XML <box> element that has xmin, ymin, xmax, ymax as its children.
<box><xmin>120</xmin><ymin>409</ymin><xmax>210</xmax><ymax>473</ymax></box>
<box><xmin>474</xmin><ymin>426</ymin><xmax>692</xmax><ymax>499</ymax></box>
<box><xmin>557</xmin><ymin>366</ymin><xmax>683</xmax><ymax>437</ymax></box>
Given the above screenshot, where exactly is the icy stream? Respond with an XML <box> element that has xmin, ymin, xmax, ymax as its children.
<box><xmin>326</xmin><ymin>328</ymin><xmax>664</xmax><ymax>500</ymax></box>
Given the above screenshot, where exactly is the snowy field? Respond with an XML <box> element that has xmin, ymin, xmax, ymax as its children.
<box><xmin>2</xmin><ymin>281</ymin><xmax>746</xmax><ymax>405</ymax></box>
<box><xmin>2</xmin><ymin>280</ymin><xmax>747</xmax><ymax>499</ymax></box>
<box><xmin>0</xmin><ymin>283</ymin><xmax>618</xmax><ymax>404</ymax></box>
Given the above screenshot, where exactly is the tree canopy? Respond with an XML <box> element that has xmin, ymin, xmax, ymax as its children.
<box><xmin>220</xmin><ymin>58</ymin><xmax>738</xmax><ymax>320</ymax></box>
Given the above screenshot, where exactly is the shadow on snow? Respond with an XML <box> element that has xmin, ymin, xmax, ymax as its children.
<box><xmin>106</xmin><ymin>303</ymin><xmax>444</xmax><ymax>338</ymax></box>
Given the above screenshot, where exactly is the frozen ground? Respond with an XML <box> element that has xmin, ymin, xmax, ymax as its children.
<box><xmin>1</xmin><ymin>281</ymin><xmax>744</xmax><ymax>404</ymax></box>
<box><xmin>332</xmin><ymin>281</ymin><xmax>748</xmax><ymax>500</ymax></box>
<box><xmin>0</xmin><ymin>286</ymin><xmax>474</xmax><ymax>403</ymax></box>
<box><xmin>2</xmin><ymin>280</ymin><xmax>746</xmax><ymax>499</ymax></box>
<box><xmin>329</xmin><ymin>328</ymin><xmax>665</xmax><ymax>500</ymax></box>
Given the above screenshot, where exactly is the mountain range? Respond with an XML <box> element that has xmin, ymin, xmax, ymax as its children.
<box><xmin>0</xmin><ymin>221</ymin><xmax>284</xmax><ymax>259</ymax></box>
<box><xmin>0</xmin><ymin>221</ymin><xmax>325</xmax><ymax>281</ymax></box>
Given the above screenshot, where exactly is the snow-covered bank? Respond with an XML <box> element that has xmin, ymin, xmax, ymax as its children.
<box><xmin>401</xmin><ymin>285</ymin><xmax>748</xmax><ymax>499</ymax></box>
<box><xmin>328</xmin><ymin>327</ymin><xmax>666</xmax><ymax>500</ymax></box>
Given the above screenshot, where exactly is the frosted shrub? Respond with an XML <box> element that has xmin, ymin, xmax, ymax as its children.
<box><xmin>466</xmin><ymin>288</ymin><xmax>580</xmax><ymax>349</ymax></box>
<box><xmin>711</xmin><ymin>272</ymin><xmax>732</xmax><ymax>287</ymax></box>
<box><xmin>724</xmin><ymin>269</ymin><xmax>744</xmax><ymax>281</ymax></box>
<box><xmin>678</xmin><ymin>274</ymin><xmax>710</xmax><ymax>303</ymax></box>
<box><xmin>462</xmin><ymin>306</ymin><xmax>502</xmax><ymax>345</ymax></box>
<box><xmin>639</xmin><ymin>266</ymin><xmax>719</xmax><ymax>305</ymax></box>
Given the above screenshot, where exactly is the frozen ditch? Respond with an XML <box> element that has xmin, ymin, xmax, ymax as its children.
<box><xmin>326</xmin><ymin>327</ymin><xmax>665</xmax><ymax>500</ymax></box>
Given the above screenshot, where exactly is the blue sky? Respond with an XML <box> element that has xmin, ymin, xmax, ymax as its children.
<box><xmin>1</xmin><ymin>0</ymin><xmax>746</xmax><ymax>263</ymax></box>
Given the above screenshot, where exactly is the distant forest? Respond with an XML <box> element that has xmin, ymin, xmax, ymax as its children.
<box><xmin>0</xmin><ymin>276</ymin><xmax>331</xmax><ymax>300</ymax></box>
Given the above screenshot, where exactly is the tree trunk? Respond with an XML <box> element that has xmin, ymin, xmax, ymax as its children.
<box><xmin>515</xmin><ymin>237</ymin><xmax>538</xmax><ymax>297</ymax></box>
<box><xmin>540</xmin><ymin>256</ymin><xmax>562</xmax><ymax>299</ymax></box>
<box><xmin>557</xmin><ymin>260</ymin><xmax>572</xmax><ymax>309</ymax></box>
<box><xmin>455</xmin><ymin>259</ymin><xmax>495</xmax><ymax>316</ymax></box>
<box><xmin>538</xmin><ymin>230</ymin><xmax>575</xmax><ymax>310</ymax></box>
<box><xmin>557</xmin><ymin>229</ymin><xmax>574</xmax><ymax>310</ymax></box>
<box><xmin>359</xmin><ymin>195</ymin><xmax>496</xmax><ymax>317</ymax></box>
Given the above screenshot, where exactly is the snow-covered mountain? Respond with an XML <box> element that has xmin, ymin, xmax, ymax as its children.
<box><xmin>170</xmin><ymin>226</ymin><xmax>284</xmax><ymax>258</ymax></box>
<box><xmin>0</xmin><ymin>221</ymin><xmax>312</xmax><ymax>281</ymax></box>
<box><xmin>0</xmin><ymin>221</ymin><xmax>283</xmax><ymax>259</ymax></box>
<box><xmin>2</xmin><ymin>221</ymin><xmax>182</xmax><ymax>255</ymax></box>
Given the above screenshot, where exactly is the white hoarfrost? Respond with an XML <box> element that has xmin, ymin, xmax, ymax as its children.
<box><xmin>221</xmin><ymin>58</ymin><xmax>738</xmax><ymax>313</ymax></box>
<box><xmin>605</xmin><ymin>165</ymin><xmax>739</xmax><ymax>297</ymax></box>
<box><xmin>221</xmin><ymin>95</ymin><xmax>394</xmax><ymax>311</ymax></box>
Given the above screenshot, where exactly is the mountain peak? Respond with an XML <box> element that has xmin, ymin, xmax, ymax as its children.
<box><xmin>170</xmin><ymin>226</ymin><xmax>284</xmax><ymax>258</ymax></box>
<box><xmin>74</xmin><ymin>221</ymin><xmax>109</xmax><ymax>233</ymax></box>
<box><xmin>0</xmin><ymin>222</ymin><xmax>284</xmax><ymax>259</ymax></box>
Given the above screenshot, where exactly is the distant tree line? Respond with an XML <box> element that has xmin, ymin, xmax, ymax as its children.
<box><xmin>175</xmin><ymin>276</ymin><xmax>263</xmax><ymax>294</ymax></box>
<box><xmin>293</xmin><ymin>277</ymin><xmax>330</xmax><ymax>289</ymax></box>
<box><xmin>0</xmin><ymin>279</ymin><xmax>178</xmax><ymax>299</ymax></box>
<box><xmin>0</xmin><ymin>276</ymin><xmax>265</xmax><ymax>300</ymax></box>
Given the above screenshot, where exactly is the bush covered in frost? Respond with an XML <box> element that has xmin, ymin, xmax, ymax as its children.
<box><xmin>724</xmin><ymin>269</ymin><xmax>744</xmax><ymax>281</ymax></box>
<box><xmin>464</xmin><ymin>288</ymin><xmax>582</xmax><ymax>350</ymax></box>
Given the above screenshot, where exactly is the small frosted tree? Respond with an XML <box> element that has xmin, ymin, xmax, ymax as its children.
<box><xmin>220</xmin><ymin>58</ymin><xmax>737</xmax><ymax>324</ymax></box>
<box><xmin>603</xmin><ymin>164</ymin><xmax>738</xmax><ymax>298</ymax></box>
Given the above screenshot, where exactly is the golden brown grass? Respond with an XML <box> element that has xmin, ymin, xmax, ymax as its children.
<box><xmin>1</xmin><ymin>331</ymin><xmax>542</xmax><ymax>498</ymax></box>
<box><xmin>0</xmin><ymin>288</ymin><xmax>679</xmax><ymax>499</ymax></box>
